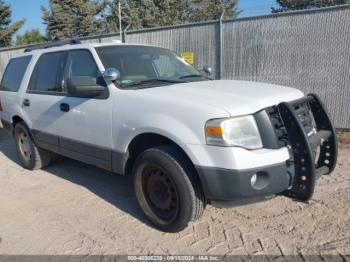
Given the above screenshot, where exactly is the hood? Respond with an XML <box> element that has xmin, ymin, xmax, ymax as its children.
<box><xmin>142</xmin><ymin>80</ymin><xmax>304</xmax><ymax>116</ymax></box>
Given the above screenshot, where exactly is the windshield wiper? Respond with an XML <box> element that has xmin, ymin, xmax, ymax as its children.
<box><xmin>179</xmin><ymin>74</ymin><xmax>211</xmax><ymax>80</ymax></box>
<box><xmin>126</xmin><ymin>79</ymin><xmax>185</xmax><ymax>88</ymax></box>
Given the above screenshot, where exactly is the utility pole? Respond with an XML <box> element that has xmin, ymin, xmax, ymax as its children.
<box><xmin>119</xmin><ymin>1</ymin><xmax>122</xmax><ymax>40</ymax></box>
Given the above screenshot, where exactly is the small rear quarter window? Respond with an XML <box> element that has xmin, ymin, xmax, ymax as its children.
<box><xmin>0</xmin><ymin>56</ymin><xmax>32</xmax><ymax>92</ymax></box>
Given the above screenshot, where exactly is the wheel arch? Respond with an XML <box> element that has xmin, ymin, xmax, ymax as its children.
<box><xmin>11</xmin><ymin>115</ymin><xmax>25</xmax><ymax>135</ymax></box>
<box><xmin>120</xmin><ymin>132</ymin><xmax>198</xmax><ymax>178</ymax></box>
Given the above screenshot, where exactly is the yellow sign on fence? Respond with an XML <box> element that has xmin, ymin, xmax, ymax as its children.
<box><xmin>180</xmin><ymin>52</ymin><xmax>195</xmax><ymax>65</ymax></box>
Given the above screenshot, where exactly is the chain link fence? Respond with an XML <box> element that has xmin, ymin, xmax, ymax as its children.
<box><xmin>1</xmin><ymin>5</ymin><xmax>349</xmax><ymax>128</ymax></box>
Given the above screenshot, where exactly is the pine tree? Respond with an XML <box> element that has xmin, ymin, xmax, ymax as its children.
<box><xmin>16</xmin><ymin>29</ymin><xmax>47</xmax><ymax>46</ymax></box>
<box><xmin>42</xmin><ymin>0</ymin><xmax>105</xmax><ymax>40</ymax></box>
<box><xmin>0</xmin><ymin>0</ymin><xmax>24</xmax><ymax>47</ymax></box>
<box><xmin>102</xmin><ymin>0</ymin><xmax>143</xmax><ymax>32</ymax></box>
<box><xmin>272</xmin><ymin>0</ymin><xmax>350</xmax><ymax>13</ymax></box>
<box><xmin>75</xmin><ymin>0</ymin><xmax>106</xmax><ymax>37</ymax></box>
<box><xmin>187</xmin><ymin>0</ymin><xmax>239</xmax><ymax>22</ymax></box>
<box><xmin>153</xmin><ymin>0</ymin><xmax>187</xmax><ymax>26</ymax></box>
<box><xmin>102</xmin><ymin>0</ymin><xmax>238</xmax><ymax>33</ymax></box>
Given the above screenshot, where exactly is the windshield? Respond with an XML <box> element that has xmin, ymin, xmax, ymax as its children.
<box><xmin>96</xmin><ymin>45</ymin><xmax>209</xmax><ymax>88</ymax></box>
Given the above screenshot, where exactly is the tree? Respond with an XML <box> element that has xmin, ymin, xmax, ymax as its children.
<box><xmin>272</xmin><ymin>0</ymin><xmax>350</xmax><ymax>13</ymax></box>
<box><xmin>42</xmin><ymin>0</ymin><xmax>106</xmax><ymax>40</ymax></box>
<box><xmin>187</xmin><ymin>0</ymin><xmax>239</xmax><ymax>22</ymax></box>
<box><xmin>102</xmin><ymin>0</ymin><xmax>186</xmax><ymax>32</ymax></box>
<box><xmin>102</xmin><ymin>0</ymin><xmax>239</xmax><ymax>33</ymax></box>
<box><xmin>102</xmin><ymin>0</ymin><xmax>143</xmax><ymax>32</ymax></box>
<box><xmin>0</xmin><ymin>0</ymin><xmax>24</xmax><ymax>47</ymax></box>
<box><xmin>16</xmin><ymin>29</ymin><xmax>47</xmax><ymax>46</ymax></box>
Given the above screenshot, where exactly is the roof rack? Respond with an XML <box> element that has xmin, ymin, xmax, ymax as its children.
<box><xmin>24</xmin><ymin>39</ymin><xmax>82</xmax><ymax>53</ymax></box>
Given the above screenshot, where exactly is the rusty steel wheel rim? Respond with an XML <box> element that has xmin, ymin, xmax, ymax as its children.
<box><xmin>18</xmin><ymin>132</ymin><xmax>32</xmax><ymax>161</ymax></box>
<box><xmin>141</xmin><ymin>165</ymin><xmax>179</xmax><ymax>222</ymax></box>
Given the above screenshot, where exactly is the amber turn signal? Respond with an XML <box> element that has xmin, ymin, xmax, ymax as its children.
<box><xmin>206</xmin><ymin>126</ymin><xmax>223</xmax><ymax>136</ymax></box>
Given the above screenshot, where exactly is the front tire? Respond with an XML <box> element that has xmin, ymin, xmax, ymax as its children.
<box><xmin>133</xmin><ymin>145</ymin><xmax>205</xmax><ymax>232</ymax></box>
<box><xmin>14</xmin><ymin>122</ymin><xmax>51</xmax><ymax>170</ymax></box>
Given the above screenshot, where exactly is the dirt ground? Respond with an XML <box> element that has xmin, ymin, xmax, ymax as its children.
<box><xmin>0</xmin><ymin>127</ymin><xmax>349</xmax><ymax>257</ymax></box>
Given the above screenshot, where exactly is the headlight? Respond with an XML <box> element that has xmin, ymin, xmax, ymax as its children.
<box><xmin>205</xmin><ymin>115</ymin><xmax>263</xmax><ymax>149</ymax></box>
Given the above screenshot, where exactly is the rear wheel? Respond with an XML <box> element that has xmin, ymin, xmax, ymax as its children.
<box><xmin>14</xmin><ymin>122</ymin><xmax>51</xmax><ymax>170</ymax></box>
<box><xmin>133</xmin><ymin>145</ymin><xmax>205</xmax><ymax>232</ymax></box>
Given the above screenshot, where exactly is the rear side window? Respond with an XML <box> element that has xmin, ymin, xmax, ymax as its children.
<box><xmin>29</xmin><ymin>52</ymin><xmax>65</xmax><ymax>93</ymax></box>
<box><xmin>0</xmin><ymin>56</ymin><xmax>32</xmax><ymax>92</ymax></box>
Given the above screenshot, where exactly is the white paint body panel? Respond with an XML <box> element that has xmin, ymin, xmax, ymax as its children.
<box><xmin>55</xmin><ymin>49</ymin><xmax>113</xmax><ymax>150</ymax></box>
<box><xmin>133</xmin><ymin>80</ymin><xmax>304</xmax><ymax>117</ymax></box>
<box><xmin>56</xmin><ymin>96</ymin><xmax>113</xmax><ymax>149</ymax></box>
<box><xmin>0</xmin><ymin>43</ymin><xmax>305</xmax><ymax>171</ymax></box>
<box><xmin>110</xmin><ymin>80</ymin><xmax>302</xmax><ymax>170</ymax></box>
<box><xmin>185</xmin><ymin>144</ymin><xmax>291</xmax><ymax>170</ymax></box>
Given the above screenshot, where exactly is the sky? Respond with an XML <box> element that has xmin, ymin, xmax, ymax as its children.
<box><xmin>5</xmin><ymin>0</ymin><xmax>278</xmax><ymax>36</ymax></box>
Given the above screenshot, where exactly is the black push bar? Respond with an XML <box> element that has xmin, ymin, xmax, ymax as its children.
<box><xmin>278</xmin><ymin>94</ymin><xmax>337</xmax><ymax>201</ymax></box>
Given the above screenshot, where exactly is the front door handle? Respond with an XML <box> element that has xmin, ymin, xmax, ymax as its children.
<box><xmin>60</xmin><ymin>103</ymin><xmax>70</xmax><ymax>112</ymax></box>
<box><xmin>23</xmin><ymin>99</ymin><xmax>30</xmax><ymax>107</ymax></box>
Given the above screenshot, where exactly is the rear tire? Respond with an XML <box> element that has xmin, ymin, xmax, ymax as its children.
<box><xmin>133</xmin><ymin>145</ymin><xmax>205</xmax><ymax>232</ymax></box>
<box><xmin>14</xmin><ymin>122</ymin><xmax>51</xmax><ymax>170</ymax></box>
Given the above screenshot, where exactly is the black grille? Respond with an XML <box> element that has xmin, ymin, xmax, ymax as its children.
<box><xmin>293</xmin><ymin>103</ymin><xmax>315</xmax><ymax>135</ymax></box>
<box><xmin>266</xmin><ymin>102</ymin><xmax>315</xmax><ymax>149</ymax></box>
<box><xmin>266</xmin><ymin>106</ymin><xmax>289</xmax><ymax>148</ymax></box>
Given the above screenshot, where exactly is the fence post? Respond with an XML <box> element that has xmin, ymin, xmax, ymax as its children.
<box><xmin>122</xmin><ymin>31</ymin><xmax>127</xmax><ymax>43</ymax></box>
<box><xmin>215</xmin><ymin>18</ymin><xmax>223</xmax><ymax>80</ymax></box>
<box><xmin>219</xmin><ymin>17</ymin><xmax>223</xmax><ymax>80</ymax></box>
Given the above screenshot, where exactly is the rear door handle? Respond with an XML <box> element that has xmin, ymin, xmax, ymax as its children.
<box><xmin>60</xmin><ymin>103</ymin><xmax>70</xmax><ymax>112</ymax></box>
<box><xmin>23</xmin><ymin>99</ymin><xmax>30</xmax><ymax>107</ymax></box>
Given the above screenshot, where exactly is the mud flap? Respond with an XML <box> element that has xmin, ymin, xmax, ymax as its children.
<box><xmin>278</xmin><ymin>94</ymin><xmax>337</xmax><ymax>201</ymax></box>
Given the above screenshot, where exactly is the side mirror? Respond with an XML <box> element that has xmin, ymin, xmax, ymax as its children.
<box><xmin>103</xmin><ymin>68</ymin><xmax>120</xmax><ymax>81</ymax></box>
<box><xmin>67</xmin><ymin>76</ymin><xmax>106</xmax><ymax>97</ymax></box>
<box><xmin>203</xmin><ymin>64</ymin><xmax>212</xmax><ymax>75</ymax></box>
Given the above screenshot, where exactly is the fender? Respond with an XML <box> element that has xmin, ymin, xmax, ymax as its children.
<box><xmin>112</xmin><ymin>113</ymin><xmax>206</xmax><ymax>174</ymax></box>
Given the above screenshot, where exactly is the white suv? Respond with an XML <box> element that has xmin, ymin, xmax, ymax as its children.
<box><xmin>0</xmin><ymin>40</ymin><xmax>337</xmax><ymax>232</ymax></box>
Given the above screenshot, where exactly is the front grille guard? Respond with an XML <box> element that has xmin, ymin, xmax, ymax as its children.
<box><xmin>278</xmin><ymin>94</ymin><xmax>338</xmax><ymax>201</ymax></box>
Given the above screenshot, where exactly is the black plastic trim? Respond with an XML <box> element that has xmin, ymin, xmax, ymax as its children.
<box><xmin>59</xmin><ymin>136</ymin><xmax>111</xmax><ymax>162</ymax></box>
<box><xmin>60</xmin><ymin>147</ymin><xmax>111</xmax><ymax>171</ymax></box>
<box><xmin>195</xmin><ymin>163</ymin><xmax>291</xmax><ymax>201</ymax></box>
<box><xmin>26</xmin><ymin>90</ymin><xmax>68</xmax><ymax>96</ymax></box>
<box><xmin>211</xmin><ymin>195</ymin><xmax>275</xmax><ymax>208</ymax></box>
<box><xmin>112</xmin><ymin>151</ymin><xmax>129</xmax><ymax>175</ymax></box>
<box><xmin>32</xmin><ymin>130</ymin><xmax>59</xmax><ymax>147</ymax></box>
<box><xmin>30</xmin><ymin>130</ymin><xmax>127</xmax><ymax>174</ymax></box>
<box><xmin>254</xmin><ymin>110</ymin><xmax>280</xmax><ymax>149</ymax></box>
<box><xmin>1</xmin><ymin>119</ymin><xmax>13</xmax><ymax>133</ymax></box>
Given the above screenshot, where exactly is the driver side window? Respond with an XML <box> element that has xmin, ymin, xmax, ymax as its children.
<box><xmin>63</xmin><ymin>50</ymin><xmax>103</xmax><ymax>91</ymax></box>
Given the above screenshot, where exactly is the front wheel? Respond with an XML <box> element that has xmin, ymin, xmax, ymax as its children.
<box><xmin>14</xmin><ymin>122</ymin><xmax>52</xmax><ymax>170</ymax></box>
<box><xmin>133</xmin><ymin>145</ymin><xmax>205</xmax><ymax>232</ymax></box>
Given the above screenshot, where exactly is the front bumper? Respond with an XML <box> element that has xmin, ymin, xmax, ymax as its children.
<box><xmin>195</xmin><ymin>94</ymin><xmax>337</xmax><ymax>204</ymax></box>
<box><xmin>196</xmin><ymin>163</ymin><xmax>292</xmax><ymax>201</ymax></box>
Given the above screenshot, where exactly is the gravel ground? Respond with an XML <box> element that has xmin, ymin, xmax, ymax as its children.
<box><xmin>0</xmin><ymin>127</ymin><xmax>349</xmax><ymax>257</ymax></box>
